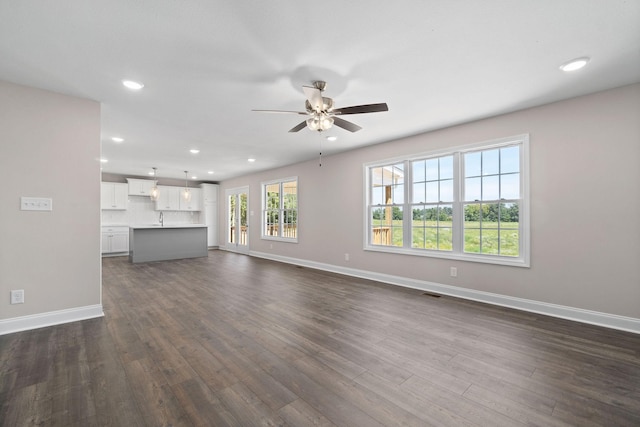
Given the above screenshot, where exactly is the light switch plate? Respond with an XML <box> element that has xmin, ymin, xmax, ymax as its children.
<box><xmin>21</xmin><ymin>197</ymin><xmax>53</xmax><ymax>211</ymax></box>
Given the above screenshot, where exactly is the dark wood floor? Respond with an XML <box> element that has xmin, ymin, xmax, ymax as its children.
<box><xmin>1</xmin><ymin>251</ymin><xmax>639</xmax><ymax>426</ymax></box>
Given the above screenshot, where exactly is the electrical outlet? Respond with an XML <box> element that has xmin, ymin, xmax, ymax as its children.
<box><xmin>11</xmin><ymin>289</ymin><xmax>25</xmax><ymax>304</ymax></box>
<box><xmin>450</xmin><ymin>267</ymin><xmax>458</xmax><ymax>277</ymax></box>
<box><xmin>345</xmin><ymin>253</ymin><xmax>350</xmax><ymax>261</ymax></box>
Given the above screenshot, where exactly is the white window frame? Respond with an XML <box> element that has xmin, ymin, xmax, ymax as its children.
<box><xmin>363</xmin><ymin>134</ymin><xmax>530</xmax><ymax>267</ymax></box>
<box><xmin>261</xmin><ymin>176</ymin><xmax>299</xmax><ymax>243</ymax></box>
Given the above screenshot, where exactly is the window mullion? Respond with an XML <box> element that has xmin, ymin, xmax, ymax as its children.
<box><xmin>403</xmin><ymin>160</ymin><xmax>411</xmax><ymax>248</ymax></box>
<box><xmin>453</xmin><ymin>152</ymin><xmax>463</xmax><ymax>253</ymax></box>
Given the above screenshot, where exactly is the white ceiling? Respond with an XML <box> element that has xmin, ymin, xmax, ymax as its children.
<box><xmin>1</xmin><ymin>1</ymin><xmax>639</xmax><ymax>181</ymax></box>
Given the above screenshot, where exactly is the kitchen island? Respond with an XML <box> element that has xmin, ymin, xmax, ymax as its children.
<box><xmin>129</xmin><ymin>224</ymin><xmax>208</xmax><ymax>263</ymax></box>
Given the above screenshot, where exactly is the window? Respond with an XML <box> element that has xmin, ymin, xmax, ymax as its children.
<box><xmin>365</xmin><ymin>135</ymin><xmax>529</xmax><ymax>266</ymax></box>
<box><xmin>262</xmin><ymin>177</ymin><xmax>298</xmax><ymax>242</ymax></box>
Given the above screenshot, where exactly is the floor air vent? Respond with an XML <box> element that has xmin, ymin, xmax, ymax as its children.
<box><xmin>422</xmin><ymin>292</ymin><xmax>441</xmax><ymax>298</ymax></box>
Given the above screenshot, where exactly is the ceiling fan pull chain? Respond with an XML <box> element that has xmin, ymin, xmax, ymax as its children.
<box><xmin>319</xmin><ymin>134</ymin><xmax>322</xmax><ymax>167</ymax></box>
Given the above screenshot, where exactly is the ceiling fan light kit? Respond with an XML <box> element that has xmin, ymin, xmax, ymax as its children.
<box><xmin>253</xmin><ymin>80</ymin><xmax>388</xmax><ymax>134</ymax></box>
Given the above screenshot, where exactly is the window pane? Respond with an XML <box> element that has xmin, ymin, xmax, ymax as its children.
<box><xmin>424</xmin><ymin>229</ymin><xmax>438</xmax><ymax>250</ymax></box>
<box><xmin>372</xmin><ymin>207</ymin><xmax>385</xmax><ymax>224</ymax></box>
<box><xmin>413</xmin><ymin>182</ymin><xmax>425</xmax><ymax>203</ymax></box>
<box><xmin>240</xmin><ymin>194</ymin><xmax>248</xmax><ymax>227</ymax></box>
<box><xmin>412</xmin><ymin>206</ymin><xmax>425</xmax><ymax>224</ymax></box>
<box><xmin>266</xmin><ymin>183</ymin><xmax>280</xmax><ymax>209</ymax></box>
<box><xmin>499</xmin><ymin>202</ymin><xmax>519</xmax><ymax>225</ymax></box>
<box><xmin>482</xmin><ymin>175</ymin><xmax>499</xmax><ymax>200</ymax></box>
<box><xmin>390</xmin><ymin>163</ymin><xmax>404</xmax><ymax>185</ymax></box>
<box><xmin>481</xmin><ymin>229</ymin><xmax>500</xmax><ymax>254</ymax></box>
<box><xmin>426</xmin><ymin>181</ymin><xmax>439</xmax><ymax>203</ymax></box>
<box><xmin>482</xmin><ymin>149</ymin><xmax>499</xmax><ymax>175</ymax></box>
<box><xmin>440</xmin><ymin>179</ymin><xmax>453</xmax><ymax>202</ymax></box>
<box><xmin>465</xmin><ymin>152</ymin><xmax>481</xmax><ymax>177</ymax></box>
<box><xmin>412</xmin><ymin>161</ymin><xmax>425</xmax><ymax>182</ymax></box>
<box><xmin>501</xmin><ymin>173</ymin><xmax>520</xmax><ymax>199</ymax></box>
<box><xmin>464</xmin><ymin>229</ymin><xmax>481</xmax><ymax>253</ymax></box>
<box><xmin>464</xmin><ymin>203</ymin><xmax>481</xmax><ymax>223</ymax></box>
<box><xmin>465</xmin><ymin>177</ymin><xmax>481</xmax><ymax>201</ymax></box>
<box><xmin>412</xmin><ymin>228</ymin><xmax>425</xmax><ymax>249</ymax></box>
<box><xmin>265</xmin><ymin>210</ymin><xmax>279</xmax><ymax>236</ymax></box>
<box><xmin>440</xmin><ymin>156</ymin><xmax>453</xmax><ymax>179</ymax></box>
<box><xmin>438</xmin><ymin>205</ymin><xmax>453</xmax><ymax>224</ymax></box>
<box><xmin>481</xmin><ymin>203</ymin><xmax>500</xmax><ymax>228</ymax></box>
<box><xmin>500</xmin><ymin>229</ymin><xmax>520</xmax><ymax>257</ymax></box>
<box><xmin>425</xmin><ymin>158</ymin><xmax>439</xmax><ymax>181</ymax></box>
<box><xmin>371</xmin><ymin>166</ymin><xmax>384</xmax><ymax>186</ymax></box>
<box><xmin>439</xmin><ymin>228</ymin><xmax>453</xmax><ymax>250</ymax></box>
<box><xmin>392</xmin><ymin>184</ymin><xmax>404</xmax><ymax>204</ymax></box>
<box><xmin>283</xmin><ymin>180</ymin><xmax>297</xmax><ymax>204</ymax></box>
<box><xmin>501</xmin><ymin>146</ymin><xmax>520</xmax><ymax>174</ymax></box>
<box><xmin>372</xmin><ymin>184</ymin><xmax>385</xmax><ymax>205</ymax></box>
<box><xmin>391</xmin><ymin>206</ymin><xmax>403</xmax><ymax>246</ymax></box>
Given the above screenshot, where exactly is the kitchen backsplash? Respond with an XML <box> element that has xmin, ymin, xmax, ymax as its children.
<box><xmin>102</xmin><ymin>196</ymin><xmax>201</xmax><ymax>225</ymax></box>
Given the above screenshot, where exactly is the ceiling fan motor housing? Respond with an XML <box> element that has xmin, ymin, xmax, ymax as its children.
<box><xmin>305</xmin><ymin>97</ymin><xmax>334</xmax><ymax>114</ymax></box>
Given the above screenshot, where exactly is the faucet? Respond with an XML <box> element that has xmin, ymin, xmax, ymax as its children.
<box><xmin>159</xmin><ymin>211</ymin><xmax>164</xmax><ymax>227</ymax></box>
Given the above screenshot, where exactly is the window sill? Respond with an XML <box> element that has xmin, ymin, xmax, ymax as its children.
<box><xmin>363</xmin><ymin>245</ymin><xmax>529</xmax><ymax>267</ymax></box>
<box><xmin>262</xmin><ymin>236</ymin><xmax>298</xmax><ymax>243</ymax></box>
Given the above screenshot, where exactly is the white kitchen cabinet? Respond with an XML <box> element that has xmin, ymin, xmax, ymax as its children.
<box><xmin>102</xmin><ymin>226</ymin><xmax>129</xmax><ymax>254</ymax></box>
<box><xmin>180</xmin><ymin>188</ymin><xmax>201</xmax><ymax>211</ymax></box>
<box><xmin>201</xmin><ymin>183</ymin><xmax>218</xmax><ymax>204</ymax></box>
<box><xmin>200</xmin><ymin>183</ymin><xmax>219</xmax><ymax>247</ymax></box>
<box><xmin>101</xmin><ymin>182</ymin><xmax>128</xmax><ymax>210</ymax></box>
<box><xmin>155</xmin><ymin>185</ymin><xmax>180</xmax><ymax>211</ymax></box>
<box><xmin>127</xmin><ymin>178</ymin><xmax>156</xmax><ymax>196</ymax></box>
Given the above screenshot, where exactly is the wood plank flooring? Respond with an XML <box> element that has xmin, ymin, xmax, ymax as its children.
<box><xmin>1</xmin><ymin>251</ymin><xmax>640</xmax><ymax>426</ymax></box>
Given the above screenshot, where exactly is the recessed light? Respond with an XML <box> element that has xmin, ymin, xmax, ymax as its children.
<box><xmin>191</xmin><ymin>175</ymin><xmax>197</xmax><ymax>180</ymax></box>
<box><xmin>560</xmin><ymin>57</ymin><xmax>590</xmax><ymax>72</ymax></box>
<box><xmin>207</xmin><ymin>171</ymin><xmax>214</xmax><ymax>174</ymax></box>
<box><xmin>122</xmin><ymin>80</ymin><xmax>144</xmax><ymax>90</ymax></box>
<box><xmin>99</xmin><ymin>158</ymin><xmax>108</xmax><ymax>163</ymax></box>
<box><xmin>190</xmin><ymin>149</ymin><xmax>200</xmax><ymax>154</ymax></box>
<box><xmin>248</xmin><ymin>158</ymin><xmax>256</xmax><ymax>162</ymax></box>
<box><xmin>326</xmin><ymin>136</ymin><xmax>337</xmax><ymax>141</ymax></box>
<box><xmin>111</xmin><ymin>137</ymin><xmax>124</xmax><ymax>143</ymax></box>
<box><xmin>148</xmin><ymin>171</ymin><xmax>155</xmax><ymax>176</ymax></box>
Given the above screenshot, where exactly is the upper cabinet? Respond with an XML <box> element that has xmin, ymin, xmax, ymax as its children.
<box><xmin>154</xmin><ymin>186</ymin><xmax>202</xmax><ymax>211</ymax></box>
<box><xmin>200</xmin><ymin>183</ymin><xmax>218</xmax><ymax>204</ymax></box>
<box><xmin>101</xmin><ymin>182</ymin><xmax>128</xmax><ymax>210</ymax></box>
<box><xmin>180</xmin><ymin>188</ymin><xmax>201</xmax><ymax>211</ymax></box>
<box><xmin>127</xmin><ymin>178</ymin><xmax>156</xmax><ymax>196</ymax></box>
<box><xmin>155</xmin><ymin>185</ymin><xmax>180</xmax><ymax>211</ymax></box>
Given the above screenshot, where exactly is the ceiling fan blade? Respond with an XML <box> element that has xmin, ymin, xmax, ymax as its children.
<box><xmin>288</xmin><ymin>121</ymin><xmax>308</xmax><ymax>132</ymax></box>
<box><xmin>333</xmin><ymin>103</ymin><xmax>388</xmax><ymax>115</ymax></box>
<box><xmin>303</xmin><ymin>85</ymin><xmax>323</xmax><ymax>112</ymax></box>
<box><xmin>333</xmin><ymin>117</ymin><xmax>362</xmax><ymax>132</ymax></box>
<box><xmin>252</xmin><ymin>109</ymin><xmax>308</xmax><ymax>115</ymax></box>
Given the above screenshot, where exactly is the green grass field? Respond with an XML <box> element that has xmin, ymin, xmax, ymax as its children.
<box><xmin>372</xmin><ymin>220</ymin><xmax>519</xmax><ymax>256</ymax></box>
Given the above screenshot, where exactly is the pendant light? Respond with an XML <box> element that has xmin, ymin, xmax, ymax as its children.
<box><xmin>182</xmin><ymin>170</ymin><xmax>191</xmax><ymax>202</ymax></box>
<box><xmin>150</xmin><ymin>167</ymin><xmax>159</xmax><ymax>201</ymax></box>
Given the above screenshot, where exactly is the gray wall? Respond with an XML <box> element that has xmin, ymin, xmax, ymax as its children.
<box><xmin>220</xmin><ymin>84</ymin><xmax>640</xmax><ymax>321</ymax></box>
<box><xmin>0</xmin><ymin>80</ymin><xmax>101</xmax><ymax>325</ymax></box>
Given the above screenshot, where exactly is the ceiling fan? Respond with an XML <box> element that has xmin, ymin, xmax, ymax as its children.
<box><xmin>253</xmin><ymin>81</ymin><xmax>388</xmax><ymax>133</ymax></box>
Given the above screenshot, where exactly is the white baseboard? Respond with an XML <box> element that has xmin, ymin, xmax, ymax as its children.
<box><xmin>0</xmin><ymin>304</ymin><xmax>104</xmax><ymax>336</ymax></box>
<box><xmin>250</xmin><ymin>251</ymin><xmax>640</xmax><ymax>334</ymax></box>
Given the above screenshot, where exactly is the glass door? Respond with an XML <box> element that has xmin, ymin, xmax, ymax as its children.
<box><xmin>225</xmin><ymin>186</ymin><xmax>249</xmax><ymax>254</ymax></box>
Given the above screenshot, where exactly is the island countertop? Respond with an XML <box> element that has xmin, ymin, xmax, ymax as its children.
<box><xmin>129</xmin><ymin>224</ymin><xmax>207</xmax><ymax>229</ymax></box>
